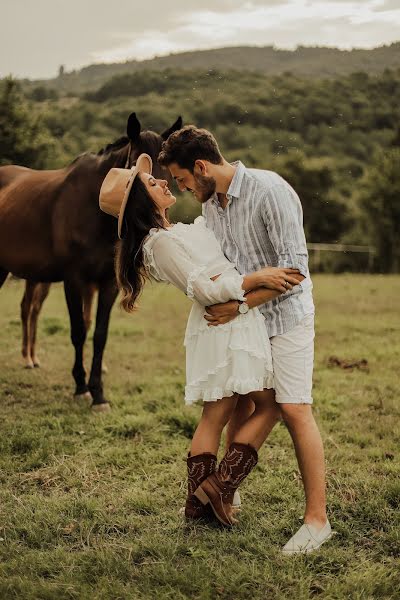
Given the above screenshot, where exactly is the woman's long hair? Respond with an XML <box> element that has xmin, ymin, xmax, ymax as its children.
<box><xmin>115</xmin><ymin>175</ymin><xmax>165</xmax><ymax>312</ymax></box>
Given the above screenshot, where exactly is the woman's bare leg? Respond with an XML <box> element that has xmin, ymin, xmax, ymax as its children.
<box><xmin>193</xmin><ymin>389</ymin><xmax>281</xmax><ymax>526</ymax></box>
<box><xmin>232</xmin><ymin>389</ymin><xmax>281</xmax><ymax>450</ymax></box>
<box><xmin>225</xmin><ymin>394</ymin><xmax>255</xmax><ymax>449</ymax></box>
<box><xmin>190</xmin><ymin>395</ymin><xmax>238</xmax><ymax>456</ymax></box>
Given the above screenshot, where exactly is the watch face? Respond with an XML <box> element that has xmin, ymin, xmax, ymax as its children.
<box><xmin>239</xmin><ymin>302</ymin><xmax>249</xmax><ymax>314</ymax></box>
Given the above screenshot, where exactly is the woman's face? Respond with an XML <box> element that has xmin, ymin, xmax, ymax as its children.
<box><xmin>140</xmin><ymin>172</ymin><xmax>176</xmax><ymax>213</ymax></box>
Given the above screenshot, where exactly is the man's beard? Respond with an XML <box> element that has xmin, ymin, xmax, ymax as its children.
<box><xmin>192</xmin><ymin>173</ymin><xmax>217</xmax><ymax>203</ymax></box>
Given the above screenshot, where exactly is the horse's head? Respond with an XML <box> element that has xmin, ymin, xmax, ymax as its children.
<box><xmin>126</xmin><ymin>112</ymin><xmax>182</xmax><ymax>184</ymax></box>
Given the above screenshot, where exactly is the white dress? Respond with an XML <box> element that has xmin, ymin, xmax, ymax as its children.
<box><xmin>143</xmin><ymin>216</ymin><xmax>274</xmax><ymax>405</ymax></box>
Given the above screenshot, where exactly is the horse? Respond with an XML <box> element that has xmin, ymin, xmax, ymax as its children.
<box><xmin>20</xmin><ymin>280</ymin><xmax>98</xmax><ymax>370</ymax></box>
<box><xmin>0</xmin><ymin>112</ymin><xmax>182</xmax><ymax>411</ymax></box>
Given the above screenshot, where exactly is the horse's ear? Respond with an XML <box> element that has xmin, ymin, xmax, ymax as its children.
<box><xmin>127</xmin><ymin>112</ymin><xmax>141</xmax><ymax>142</ymax></box>
<box><xmin>161</xmin><ymin>116</ymin><xmax>183</xmax><ymax>141</ymax></box>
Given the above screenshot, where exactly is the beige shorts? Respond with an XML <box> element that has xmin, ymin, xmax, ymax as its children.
<box><xmin>270</xmin><ymin>313</ymin><xmax>315</xmax><ymax>404</ymax></box>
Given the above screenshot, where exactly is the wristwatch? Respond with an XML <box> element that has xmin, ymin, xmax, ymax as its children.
<box><xmin>238</xmin><ymin>300</ymin><xmax>249</xmax><ymax>314</ymax></box>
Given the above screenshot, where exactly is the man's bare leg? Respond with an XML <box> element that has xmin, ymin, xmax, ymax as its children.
<box><xmin>226</xmin><ymin>395</ymin><xmax>327</xmax><ymax>529</ymax></box>
<box><xmin>280</xmin><ymin>404</ymin><xmax>327</xmax><ymax>528</ymax></box>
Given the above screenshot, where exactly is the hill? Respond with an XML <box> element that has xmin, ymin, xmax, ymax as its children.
<box><xmin>3</xmin><ymin>58</ymin><xmax>399</xmax><ymax>269</ymax></box>
<box><xmin>24</xmin><ymin>42</ymin><xmax>400</xmax><ymax>94</ymax></box>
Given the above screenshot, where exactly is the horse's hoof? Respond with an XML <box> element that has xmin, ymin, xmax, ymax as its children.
<box><xmin>33</xmin><ymin>362</ymin><xmax>41</xmax><ymax>368</ymax></box>
<box><xmin>24</xmin><ymin>362</ymin><xmax>34</xmax><ymax>369</ymax></box>
<box><xmin>74</xmin><ymin>391</ymin><xmax>92</xmax><ymax>401</ymax></box>
<box><xmin>91</xmin><ymin>402</ymin><xmax>111</xmax><ymax>413</ymax></box>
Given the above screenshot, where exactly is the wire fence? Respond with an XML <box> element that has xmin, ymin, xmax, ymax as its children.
<box><xmin>307</xmin><ymin>243</ymin><xmax>376</xmax><ymax>272</ymax></box>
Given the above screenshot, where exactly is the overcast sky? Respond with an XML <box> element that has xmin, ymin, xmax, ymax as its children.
<box><xmin>1</xmin><ymin>0</ymin><xmax>399</xmax><ymax>79</ymax></box>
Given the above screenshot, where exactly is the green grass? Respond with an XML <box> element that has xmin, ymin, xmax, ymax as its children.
<box><xmin>0</xmin><ymin>275</ymin><xmax>399</xmax><ymax>599</ymax></box>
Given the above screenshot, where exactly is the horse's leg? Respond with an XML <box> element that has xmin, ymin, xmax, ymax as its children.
<box><xmin>21</xmin><ymin>280</ymin><xmax>36</xmax><ymax>368</ymax></box>
<box><xmin>83</xmin><ymin>283</ymin><xmax>109</xmax><ymax>375</ymax></box>
<box><xmin>0</xmin><ymin>268</ymin><xmax>9</xmax><ymax>289</ymax></box>
<box><xmin>64</xmin><ymin>279</ymin><xmax>89</xmax><ymax>398</ymax></box>
<box><xmin>30</xmin><ymin>283</ymin><xmax>51</xmax><ymax>368</ymax></box>
<box><xmin>82</xmin><ymin>283</ymin><xmax>96</xmax><ymax>332</ymax></box>
<box><xmin>88</xmin><ymin>278</ymin><xmax>118</xmax><ymax>411</ymax></box>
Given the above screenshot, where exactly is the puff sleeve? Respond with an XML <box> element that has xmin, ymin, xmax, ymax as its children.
<box><xmin>143</xmin><ymin>231</ymin><xmax>246</xmax><ymax>306</ymax></box>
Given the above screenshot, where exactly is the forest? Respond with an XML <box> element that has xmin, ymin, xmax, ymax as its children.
<box><xmin>1</xmin><ymin>51</ymin><xmax>399</xmax><ymax>272</ymax></box>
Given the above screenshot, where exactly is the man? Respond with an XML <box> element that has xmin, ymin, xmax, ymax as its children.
<box><xmin>158</xmin><ymin>126</ymin><xmax>332</xmax><ymax>554</ymax></box>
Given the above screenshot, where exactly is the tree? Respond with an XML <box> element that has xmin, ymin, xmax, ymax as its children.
<box><xmin>359</xmin><ymin>149</ymin><xmax>400</xmax><ymax>272</ymax></box>
<box><xmin>271</xmin><ymin>151</ymin><xmax>352</xmax><ymax>243</ymax></box>
<box><xmin>28</xmin><ymin>85</ymin><xmax>59</xmax><ymax>102</ymax></box>
<box><xmin>0</xmin><ymin>77</ymin><xmax>53</xmax><ymax>168</ymax></box>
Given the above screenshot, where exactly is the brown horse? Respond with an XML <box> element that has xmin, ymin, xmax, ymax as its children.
<box><xmin>20</xmin><ymin>280</ymin><xmax>51</xmax><ymax>368</ymax></box>
<box><xmin>20</xmin><ymin>280</ymin><xmax>98</xmax><ymax>370</ymax></box>
<box><xmin>0</xmin><ymin>112</ymin><xmax>182</xmax><ymax>410</ymax></box>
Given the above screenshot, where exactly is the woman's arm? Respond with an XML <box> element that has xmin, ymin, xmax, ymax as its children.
<box><xmin>148</xmin><ymin>232</ymin><xmax>247</xmax><ymax>306</ymax></box>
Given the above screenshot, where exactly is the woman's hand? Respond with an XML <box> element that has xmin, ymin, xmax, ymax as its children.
<box><xmin>204</xmin><ymin>268</ymin><xmax>305</xmax><ymax>327</ymax></box>
<box><xmin>258</xmin><ymin>267</ymin><xmax>303</xmax><ymax>293</ymax></box>
<box><xmin>204</xmin><ymin>300</ymin><xmax>239</xmax><ymax>327</ymax></box>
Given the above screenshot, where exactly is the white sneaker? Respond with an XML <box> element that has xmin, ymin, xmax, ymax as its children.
<box><xmin>282</xmin><ymin>521</ymin><xmax>333</xmax><ymax>555</ymax></box>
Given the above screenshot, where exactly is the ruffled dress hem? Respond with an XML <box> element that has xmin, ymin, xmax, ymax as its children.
<box><xmin>184</xmin><ymin>297</ymin><xmax>274</xmax><ymax>405</ymax></box>
<box><xmin>185</xmin><ymin>372</ymin><xmax>274</xmax><ymax>405</ymax></box>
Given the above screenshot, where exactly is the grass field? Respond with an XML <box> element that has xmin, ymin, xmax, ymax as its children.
<box><xmin>0</xmin><ymin>275</ymin><xmax>399</xmax><ymax>600</ymax></box>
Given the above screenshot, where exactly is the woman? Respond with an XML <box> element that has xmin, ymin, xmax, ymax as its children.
<box><xmin>99</xmin><ymin>154</ymin><xmax>300</xmax><ymax>526</ymax></box>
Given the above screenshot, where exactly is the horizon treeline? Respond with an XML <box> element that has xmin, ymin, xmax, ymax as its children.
<box><xmin>1</xmin><ymin>66</ymin><xmax>399</xmax><ymax>272</ymax></box>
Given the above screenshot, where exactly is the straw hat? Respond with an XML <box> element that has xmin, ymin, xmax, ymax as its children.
<box><xmin>99</xmin><ymin>153</ymin><xmax>153</xmax><ymax>239</ymax></box>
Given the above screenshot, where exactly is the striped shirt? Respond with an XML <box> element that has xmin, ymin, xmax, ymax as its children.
<box><xmin>202</xmin><ymin>161</ymin><xmax>314</xmax><ymax>337</ymax></box>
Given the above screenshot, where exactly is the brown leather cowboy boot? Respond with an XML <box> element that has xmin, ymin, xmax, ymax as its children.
<box><xmin>194</xmin><ymin>442</ymin><xmax>258</xmax><ymax>526</ymax></box>
<box><xmin>185</xmin><ymin>452</ymin><xmax>217</xmax><ymax>519</ymax></box>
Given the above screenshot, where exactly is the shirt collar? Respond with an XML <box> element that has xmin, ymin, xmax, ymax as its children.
<box><xmin>210</xmin><ymin>160</ymin><xmax>246</xmax><ymax>206</ymax></box>
<box><xmin>227</xmin><ymin>161</ymin><xmax>246</xmax><ymax>201</ymax></box>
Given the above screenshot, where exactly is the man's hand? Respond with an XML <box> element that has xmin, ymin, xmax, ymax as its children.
<box><xmin>204</xmin><ymin>300</ymin><xmax>239</xmax><ymax>327</ymax></box>
<box><xmin>259</xmin><ymin>267</ymin><xmax>303</xmax><ymax>293</ymax></box>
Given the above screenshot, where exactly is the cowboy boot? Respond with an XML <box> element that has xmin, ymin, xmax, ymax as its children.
<box><xmin>185</xmin><ymin>452</ymin><xmax>217</xmax><ymax>520</ymax></box>
<box><xmin>194</xmin><ymin>442</ymin><xmax>258</xmax><ymax>526</ymax></box>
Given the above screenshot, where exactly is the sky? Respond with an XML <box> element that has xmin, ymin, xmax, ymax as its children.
<box><xmin>1</xmin><ymin>0</ymin><xmax>399</xmax><ymax>79</ymax></box>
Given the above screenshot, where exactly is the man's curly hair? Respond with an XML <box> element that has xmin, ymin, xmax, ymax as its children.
<box><xmin>158</xmin><ymin>125</ymin><xmax>223</xmax><ymax>173</ymax></box>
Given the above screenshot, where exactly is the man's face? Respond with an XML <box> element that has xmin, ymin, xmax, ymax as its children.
<box><xmin>168</xmin><ymin>162</ymin><xmax>216</xmax><ymax>204</ymax></box>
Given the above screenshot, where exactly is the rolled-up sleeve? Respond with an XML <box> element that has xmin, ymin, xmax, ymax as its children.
<box><xmin>147</xmin><ymin>232</ymin><xmax>245</xmax><ymax>306</ymax></box>
<box><xmin>261</xmin><ymin>184</ymin><xmax>309</xmax><ymax>277</ymax></box>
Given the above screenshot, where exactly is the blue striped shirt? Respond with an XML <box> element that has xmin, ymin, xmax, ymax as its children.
<box><xmin>202</xmin><ymin>161</ymin><xmax>314</xmax><ymax>337</ymax></box>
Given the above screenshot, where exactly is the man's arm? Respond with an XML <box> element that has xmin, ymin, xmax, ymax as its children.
<box><xmin>204</xmin><ymin>274</ymin><xmax>304</xmax><ymax>326</ymax></box>
<box><xmin>262</xmin><ymin>183</ymin><xmax>309</xmax><ymax>277</ymax></box>
<box><xmin>206</xmin><ymin>181</ymin><xmax>309</xmax><ymax>326</ymax></box>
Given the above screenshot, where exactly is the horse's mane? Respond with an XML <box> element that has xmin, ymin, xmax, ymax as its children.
<box><xmin>139</xmin><ymin>130</ymin><xmax>164</xmax><ymax>158</ymax></box>
<box><xmin>97</xmin><ymin>136</ymin><xmax>129</xmax><ymax>156</ymax></box>
<box><xmin>66</xmin><ymin>136</ymin><xmax>129</xmax><ymax>167</ymax></box>
<box><xmin>67</xmin><ymin>130</ymin><xmax>161</xmax><ymax>167</ymax></box>
<box><xmin>97</xmin><ymin>130</ymin><xmax>163</xmax><ymax>162</ymax></box>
